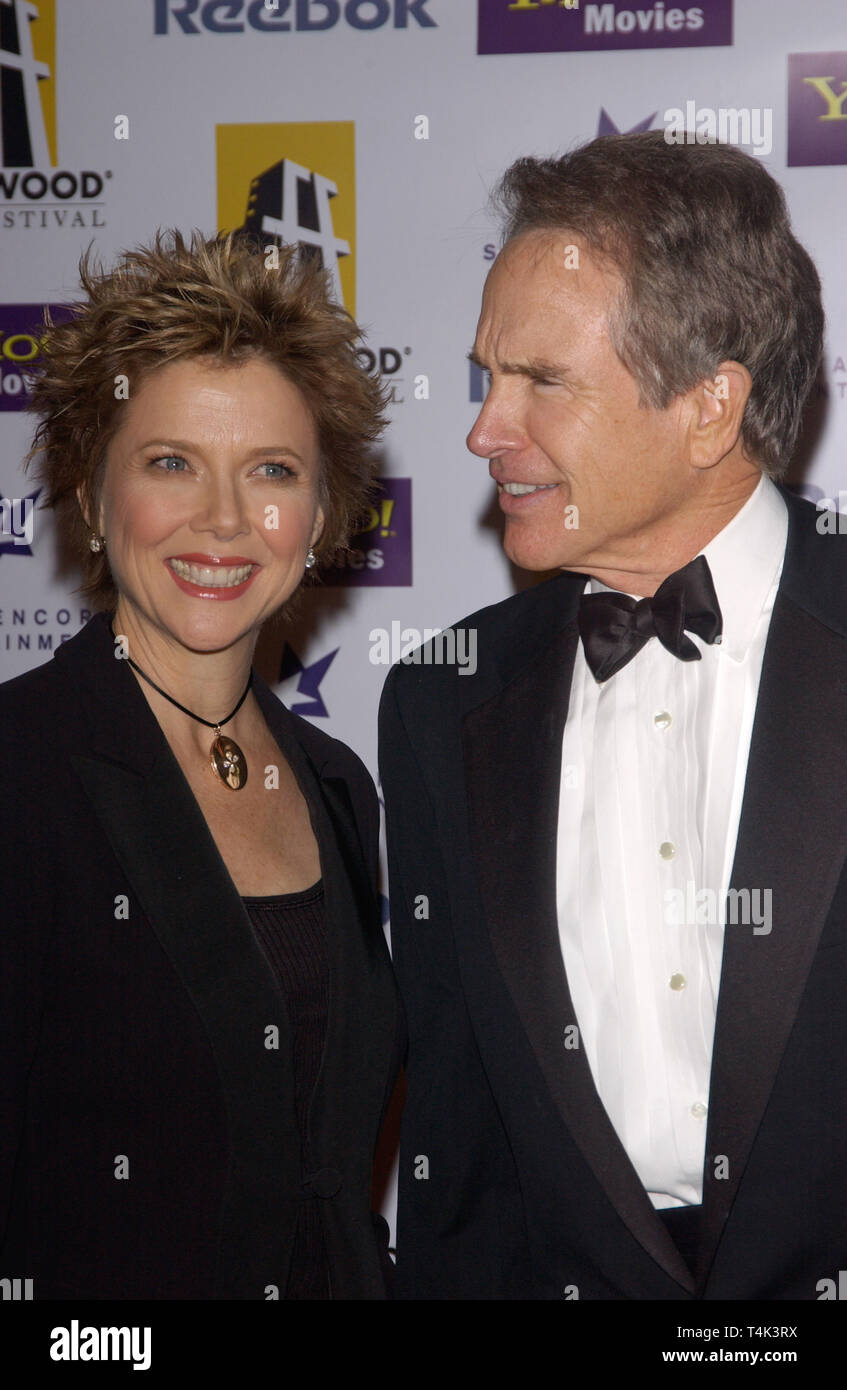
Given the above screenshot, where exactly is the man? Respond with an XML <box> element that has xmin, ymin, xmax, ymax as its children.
<box><xmin>378</xmin><ymin>130</ymin><xmax>846</xmax><ymax>1300</ymax></box>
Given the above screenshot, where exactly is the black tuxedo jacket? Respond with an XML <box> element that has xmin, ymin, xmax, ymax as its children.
<box><xmin>0</xmin><ymin>611</ymin><xmax>402</xmax><ymax>1299</ymax></box>
<box><xmin>379</xmin><ymin>486</ymin><xmax>847</xmax><ymax>1300</ymax></box>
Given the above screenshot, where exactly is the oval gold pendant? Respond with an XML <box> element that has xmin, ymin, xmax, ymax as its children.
<box><xmin>210</xmin><ymin>734</ymin><xmax>248</xmax><ymax>790</ymax></box>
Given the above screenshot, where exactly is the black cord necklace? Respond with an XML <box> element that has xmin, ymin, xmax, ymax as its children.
<box><xmin>111</xmin><ymin>621</ymin><xmax>253</xmax><ymax>790</ymax></box>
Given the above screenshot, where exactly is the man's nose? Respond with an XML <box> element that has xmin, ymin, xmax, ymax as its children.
<box><xmin>466</xmin><ymin>389</ymin><xmax>524</xmax><ymax>459</ymax></box>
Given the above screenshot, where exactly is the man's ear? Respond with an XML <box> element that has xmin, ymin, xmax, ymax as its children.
<box><xmin>689</xmin><ymin>360</ymin><xmax>753</xmax><ymax>470</ymax></box>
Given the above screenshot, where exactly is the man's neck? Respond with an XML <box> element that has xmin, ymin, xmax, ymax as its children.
<box><xmin>580</xmin><ymin>473</ymin><xmax>762</xmax><ymax>597</ymax></box>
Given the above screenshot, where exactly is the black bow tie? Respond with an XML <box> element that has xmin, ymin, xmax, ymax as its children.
<box><xmin>577</xmin><ymin>555</ymin><xmax>723</xmax><ymax>683</ymax></box>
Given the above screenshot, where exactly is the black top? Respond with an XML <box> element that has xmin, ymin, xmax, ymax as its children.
<box><xmin>242</xmin><ymin>881</ymin><xmax>330</xmax><ymax>1300</ymax></box>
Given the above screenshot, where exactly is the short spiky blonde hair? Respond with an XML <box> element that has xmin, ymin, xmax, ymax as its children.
<box><xmin>26</xmin><ymin>229</ymin><xmax>389</xmax><ymax>605</ymax></box>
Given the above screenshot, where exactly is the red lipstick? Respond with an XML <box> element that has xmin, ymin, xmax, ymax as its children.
<box><xmin>165</xmin><ymin>555</ymin><xmax>260</xmax><ymax>601</ymax></box>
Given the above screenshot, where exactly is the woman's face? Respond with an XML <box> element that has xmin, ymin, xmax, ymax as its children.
<box><xmin>94</xmin><ymin>354</ymin><xmax>324</xmax><ymax>655</ymax></box>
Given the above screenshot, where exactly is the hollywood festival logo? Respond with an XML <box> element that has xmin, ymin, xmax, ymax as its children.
<box><xmin>217</xmin><ymin>120</ymin><xmax>356</xmax><ymax>311</ymax></box>
<box><xmin>0</xmin><ymin>0</ymin><xmax>111</xmax><ymax>229</ymax></box>
<box><xmin>217</xmin><ymin>122</ymin><xmax>412</xmax><ymax>586</ymax></box>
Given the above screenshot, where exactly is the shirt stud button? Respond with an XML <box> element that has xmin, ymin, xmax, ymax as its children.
<box><xmin>691</xmin><ymin>1101</ymin><xmax>707</xmax><ymax>1118</ymax></box>
<box><xmin>654</xmin><ymin>711</ymin><xmax>672</xmax><ymax>730</ymax></box>
<box><xmin>659</xmin><ymin>841</ymin><xmax>676</xmax><ymax>860</ymax></box>
<box><xmin>669</xmin><ymin>973</ymin><xmax>687</xmax><ymax>991</ymax></box>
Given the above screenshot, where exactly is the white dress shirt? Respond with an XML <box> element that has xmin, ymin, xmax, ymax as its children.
<box><xmin>556</xmin><ymin>476</ymin><xmax>788</xmax><ymax>1208</ymax></box>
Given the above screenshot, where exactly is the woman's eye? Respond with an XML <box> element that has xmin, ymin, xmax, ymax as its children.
<box><xmin>151</xmin><ymin>455</ymin><xmax>188</xmax><ymax>472</ymax></box>
<box><xmin>257</xmin><ymin>462</ymin><xmax>294</xmax><ymax>480</ymax></box>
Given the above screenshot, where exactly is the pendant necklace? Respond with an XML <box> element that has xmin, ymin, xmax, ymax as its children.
<box><xmin>111</xmin><ymin>622</ymin><xmax>252</xmax><ymax>790</ymax></box>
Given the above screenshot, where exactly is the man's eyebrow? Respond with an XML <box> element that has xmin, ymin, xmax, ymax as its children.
<box><xmin>466</xmin><ymin>350</ymin><xmax>568</xmax><ymax>381</ymax></box>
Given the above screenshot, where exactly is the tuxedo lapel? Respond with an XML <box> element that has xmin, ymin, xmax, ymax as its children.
<box><xmin>450</xmin><ymin>488</ymin><xmax>847</xmax><ymax>1296</ymax></box>
<box><xmin>699</xmin><ymin>576</ymin><xmax>847</xmax><ymax>1283</ymax></box>
<box><xmin>461</xmin><ymin>591</ymin><xmax>695</xmax><ymax>1292</ymax></box>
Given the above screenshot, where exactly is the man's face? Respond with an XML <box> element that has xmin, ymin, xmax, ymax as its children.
<box><xmin>467</xmin><ymin>231</ymin><xmax>698</xmax><ymax>581</ymax></box>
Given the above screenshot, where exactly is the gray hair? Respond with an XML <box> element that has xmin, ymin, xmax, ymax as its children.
<box><xmin>492</xmin><ymin>131</ymin><xmax>824</xmax><ymax>478</ymax></box>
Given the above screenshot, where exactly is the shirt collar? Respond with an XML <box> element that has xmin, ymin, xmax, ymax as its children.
<box><xmin>588</xmin><ymin>475</ymin><xmax>788</xmax><ymax>663</ymax></box>
<box><xmin>697</xmin><ymin>474</ymin><xmax>787</xmax><ymax>661</ymax></box>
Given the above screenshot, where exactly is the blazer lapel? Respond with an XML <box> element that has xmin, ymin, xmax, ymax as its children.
<box><xmin>461</xmin><ymin>585</ymin><xmax>695</xmax><ymax>1292</ymax></box>
<box><xmin>59</xmin><ymin>611</ymin><xmax>395</xmax><ymax>1298</ymax></box>
<box><xmin>70</xmin><ymin>734</ymin><xmax>302</xmax><ymax>1300</ymax></box>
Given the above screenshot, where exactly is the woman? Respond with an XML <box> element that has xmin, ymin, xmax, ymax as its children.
<box><xmin>0</xmin><ymin>230</ymin><xmax>402</xmax><ymax>1299</ymax></box>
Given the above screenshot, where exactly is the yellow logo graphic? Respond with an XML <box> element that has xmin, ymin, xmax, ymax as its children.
<box><xmin>217</xmin><ymin>122</ymin><xmax>355</xmax><ymax>313</ymax></box>
<box><xmin>0</xmin><ymin>0</ymin><xmax>57</xmax><ymax>168</ymax></box>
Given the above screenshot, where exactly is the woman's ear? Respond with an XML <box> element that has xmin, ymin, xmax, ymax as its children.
<box><xmin>310</xmin><ymin>505</ymin><xmax>326</xmax><ymax>551</ymax></box>
<box><xmin>76</xmin><ymin>480</ymin><xmax>105</xmax><ymax>539</ymax></box>
<box><xmin>75</xmin><ymin>482</ymin><xmax>92</xmax><ymax>531</ymax></box>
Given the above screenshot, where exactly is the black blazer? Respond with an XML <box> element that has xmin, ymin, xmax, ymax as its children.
<box><xmin>0</xmin><ymin>610</ymin><xmax>402</xmax><ymax>1300</ymax></box>
<box><xmin>379</xmin><ymin>486</ymin><xmax>847</xmax><ymax>1300</ymax></box>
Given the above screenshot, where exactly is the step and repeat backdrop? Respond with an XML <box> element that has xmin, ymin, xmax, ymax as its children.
<box><xmin>2</xmin><ymin>0</ymin><xmax>846</xmax><ymax>779</ymax></box>
<box><xmin>1</xmin><ymin>0</ymin><xmax>846</xmax><ymax>1226</ymax></box>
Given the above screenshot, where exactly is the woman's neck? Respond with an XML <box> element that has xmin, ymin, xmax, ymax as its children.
<box><xmin>112</xmin><ymin>599</ymin><xmax>259</xmax><ymax>746</ymax></box>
